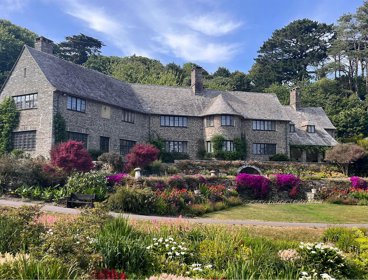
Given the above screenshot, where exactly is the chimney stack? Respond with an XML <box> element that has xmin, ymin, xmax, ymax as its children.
<box><xmin>191</xmin><ymin>66</ymin><xmax>203</xmax><ymax>94</ymax></box>
<box><xmin>34</xmin><ymin>36</ymin><xmax>54</xmax><ymax>54</ymax></box>
<box><xmin>290</xmin><ymin>87</ymin><xmax>300</xmax><ymax>110</ymax></box>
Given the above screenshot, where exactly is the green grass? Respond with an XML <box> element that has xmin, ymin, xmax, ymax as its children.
<box><xmin>203</xmin><ymin>203</ymin><xmax>368</xmax><ymax>224</ymax></box>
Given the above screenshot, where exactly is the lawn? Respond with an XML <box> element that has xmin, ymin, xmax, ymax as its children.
<box><xmin>203</xmin><ymin>203</ymin><xmax>368</xmax><ymax>224</ymax></box>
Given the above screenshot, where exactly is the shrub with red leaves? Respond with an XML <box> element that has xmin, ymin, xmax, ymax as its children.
<box><xmin>94</xmin><ymin>269</ymin><xmax>127</xmax><ymax>280</ymax></box>
<box><xmin>124</xmin><ymin>143</ymin><xmax>160</xmax><ymax>172</ymax></box>
<box><xmin>235</xmin><ymin>173</ymin><xmax>270</xmax><ymax>199</ymax></box>
<box><xmin>50</xmin><ymin>140</ymin><xmax>94</xmax><ymax>174</ymax></box>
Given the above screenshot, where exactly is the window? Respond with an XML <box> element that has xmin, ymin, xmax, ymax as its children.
<box><xmin>289</xmin><ymin>123</ymin><xmax>296</xmax><ymax>133</ymax></box>
<box><xmin>205</xmin><ymin>116</ymin><xmax>214</xmax><ymax>127</ymax></box>
<box><xmin>67</xmin><ymin>96</ymin><xmax>86</xmax><ymax>112</ymax></box>
<box><xmin>206</xmin><ymin>141</ymin><xmax>213</xmax><ymax>153</ymax></box>
<box><xmin>122</xmin><ymin>109</ymin><xmax>135</xmax><ymax>123</ymax></box>
<box><xmin>221</xmin><ymin>115</ymin><xmax>234</xmax><ymax>126</ymax></box>
<box><xmin>252</xmin><ymin>120</ymin><xmax>276</xmax><ymax>131</ymax></box>
<box><xmin>13</xmin><ymin>93</ymin><xmax>38</xmax><ymax>110</ymax></box>
<box><xmin>23</xmin><ymin>68</ymin><xmax>27</xmax><ymax>78</ymax></box>
<box><xmin>307</xmin><ymin>125</ymin><xmax>315</xmax><ymax>133</ymax></box>
<box><xmin>120</xmin><ymin>139</ymin><xmax>136</xmax><ymax>156</ymax></box>
<box><xmin>223</xmin><ymin>140</ymin><xmax>234</xmax><ymax>151</ymax></box>
<box><xmin>12</xmin><ymin>131</ymin><xmax>36</xmax><ymax>151</ymax></box>
<box><xmin>165</xmin><ymin>141</ymin><xmax>188</xmax><ymax>153</ymax></box>
<box><xmin>67</xmin><ymin>131</ymin><xmax>88</xmax><ymax>147</ymax></box>
<box><xmin>100</xmin><ymin>136</ymin><xmax>110</xmax><ymax>153</ymax></box>
<box><xmin>160</xmin><ymin>116</ymin><xmax>187</xmax><ymax>127</ymax></box>
<box><xmin>252</xmin><ymin>143</ymin><xmax>276</xmax><ymax>155</ymax></box>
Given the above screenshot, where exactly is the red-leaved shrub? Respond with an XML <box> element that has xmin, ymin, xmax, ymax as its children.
<box><xmin>235</xmin><ymin>173</ymin><xmax>270</xmax><ymax>199</ymax></box>
<box><xmin>124</xmin><ymin>144</ymin><xmax>160</xmax><ymax>172</ymax></box>
<box><xmin>50</xmin><ymin>140</ymin><xmax>94</xmax><ymax>174</ymax></box>
<box><xmin>93</xmin><ymin>269</ymin><xmax>127</xmax><ymax>280</ymax></box>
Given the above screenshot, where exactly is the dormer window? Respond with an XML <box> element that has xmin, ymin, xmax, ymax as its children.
<box><xmin>289</xmin><ymin>123</ymin><xmax>295</xmax><ymax>133</ymax></box>
<box><xmin>307</xmin><ymin>125</ymin><xmax>315</xmax><ymax>133</ymax></box>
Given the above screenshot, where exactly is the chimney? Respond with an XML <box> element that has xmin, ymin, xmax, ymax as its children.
<box><xmin>290</xmin><ymin>87</ymin><xmax>301</xmax><ymax>110</ymax></box>
<box><xmin>191</xmin><ymin>66</ymin><xmax>203</xmax><ymax>94</ymax></box>
<box><xmin>34</xmin><ymin>36</ymin><xmax>54</xmax><ymax>54</ymax></box>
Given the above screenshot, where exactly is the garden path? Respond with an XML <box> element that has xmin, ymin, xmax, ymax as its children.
<box><xmin>1</xmin><ymin>198</ymin><xmax>367</xmax><ymax>228</ymax></box>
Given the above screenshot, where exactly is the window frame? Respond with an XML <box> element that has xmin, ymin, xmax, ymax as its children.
<box><xmin>221</xmin><ymin>115</ymin><xmax>234</xmax><ymax>126</ymax></box>
<box><xmin>252</xmin><ymin>120</ymin><xmax>276</xmax><ymax>131</ymax></box>
<box><xmin>205</xmin><ymin>116</ymin><xmax>214</xmax><ymax>127</ymax></box>
<box><xmin>252</xmin><ymin>143</ymin><xmax>277</xmax><ymax>155</ymax></box>
<box><xmin>165</xmin><ymin>141</ymin><xmax>188</xmax><ymax>153</ymax></box>
<box><xmin>160</xmin><ymin>116</ymin><xmax>188</xmax><ymax>127</ymax></box>
<box><xmin>67</xmin><ymin>131</ymin><xmax>88</xmax><ymax>147</ymax></box>
<box><xmin>307</xmin><ymin>125</ymin><xmax>316</xmax><ymax>133</ymax></box>
<box><xmin>67</xmin><ymin>96</ymin><xmax>86</xmax><ymax>113</ymax></box>
<box><xmin>122</xmin><ymin>109</ymin><xmax>135</xmax><ymax>123</ymax></box>
<box><xmin>13</xmin><ymin>93</ymin><xmax>38</xmax><ymax>110</ymax></box>
<box><xmin>120</xmin><ymin>139</ymin><xmax>136</xmax><ymax>156</ymax></box>
<box><xmin>206</xmin><ymin>141</ymin><xmax>213</xmax><ymax>153</ymax></box>
<box><xmin>100</xmin><ymin>136</ymin><xmax>110</xmax><ymax>153</ymax></box>
<box><xmin>12</xmin><ymin>130</ymin><xmax>36</xmax><ymax>151</ymax></box>
<box><xmin>222</xmin><ymin>140</ymin><xmax>235</xmax><ymax>152</ymax></box>
<box><xmin>289</xmin><ymin>123</ymin><xmax>296</xmax><ymax>133</ymax></box>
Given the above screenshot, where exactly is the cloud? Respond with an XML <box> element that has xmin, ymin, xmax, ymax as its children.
<box><xmin>58</xmin><ymin>0</ymin><xmax>242</xmax><ymax>64</ymax></box>
<box><xmin>0</xmin><ymin>0</ymin><xmax>29</xmax><ymax>16</ymax></box>
<box><xmin>184</xmin><ymin>14</ymin><xmax>242</xmax><ymax>36</ymax></box>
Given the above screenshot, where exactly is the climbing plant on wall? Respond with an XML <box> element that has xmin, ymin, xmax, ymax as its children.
<box><xmin>0</xmin><ymin>97</ymin><xmax>19</xmax><ymax>154</ymax></box>
<box><xmin>54</xmin><ymin>112</ymin><xmax>67</xmax><ymax>144</ymax></box>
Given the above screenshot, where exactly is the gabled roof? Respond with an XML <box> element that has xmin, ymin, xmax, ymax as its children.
<box><xmin>26</xmin><ymin>46</ymin><xmax>143</xmax><ymax>112</ymax></box>
<box><xmin>283</xmin><ymin>105</ymin><xmax>338</xmax><ymax>146</ymax></box>
<box><xmin>201</xmin><ymin>94</ymin><xmax>240</xmax><ymax>116</ymax></box>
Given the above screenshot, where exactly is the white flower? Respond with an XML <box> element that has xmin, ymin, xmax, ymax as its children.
<box><xmin>153</xmin><ymin>238</ymin><xmax>157</xmax><ymax>241</ymax></box>
<box><xmin>171</xmin><ymin>247</ymin><xmax>176</xmax><ymax>251</ymax></box>
<box><xmin>300</xmin><ymin>272</ymin><xmax>309</xmax><ymax>276</ymax></box>
<box><xmin>205</xmin><ymin>264</ymin><xmax>213</xmax><ymax>269</ymax></box>
<box><xmin>146</xmin><ymin>246</ymin><xmax>151</xmax><ymax>250</ymax></box>
<box><xmin>154</xmin><ymin>243</ymin><xmax>158</xmax><ymax>246</ymax></box>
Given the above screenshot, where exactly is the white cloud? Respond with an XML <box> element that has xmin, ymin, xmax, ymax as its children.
<box><xmin>184</xmin><ymin>14</ymin><xmax>242</xmax><ymax>36</ymax></box>
<box><xmin>0</xmin><ymin>0</ymin><xmax>29</xmax><ymax>15</ymax></box>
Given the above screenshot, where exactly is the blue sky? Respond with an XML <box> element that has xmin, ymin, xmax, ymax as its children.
<box><xmin>0</xmin><ymin>0</ymin><xmax>363</xmax><ymax>73</ymax></box>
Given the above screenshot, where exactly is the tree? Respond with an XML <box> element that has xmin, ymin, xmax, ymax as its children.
<box><xmin>0</xmin><ymin>20</ymin><xmax>37</xmax><ymax>87</ymax></box>
<box><xmin>213</xmin><ymin>67</ymin><xmax>231</xmax><ymax>77</ymax></box>
<box><xmin>251</xmin><ymin>19</ymin><xmax>334</xmax><ymax>88</ymax></box>
<box><xmin>124</xmin><ymin>144</ymin><xmax>160</xmax><ymax>172</ymax></box>
<box><xmin>325</xmin><ymin>143</ymin><xmax>366</xmax><ymax>175</ymax></box>
<box><xmin>83</xmin><ymin>55</ymin><xmax>120</xmax><ymax>75</ymax></box>
<box><xmin>263</xmin><ymin>83</ymin><xmax>290</xmax><ymax>105</ymax></box>
<box><xmin>0</xmin><ymin>98</ymin><xmax>19</xmax><ymax>154</ymax></box>
<box><xmin>56</xmin><ymin>34</ymin><xmax>104</xmax><ymax>64</ymax></box>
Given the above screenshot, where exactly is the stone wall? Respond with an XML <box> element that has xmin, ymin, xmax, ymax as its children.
<box><xmin>0</xmin><ymin>48</ymin><xmax>55</xmax><ymax>157</ymax></box>
<box><xmin>204</xmin><ymin>115</ymin><xmax>243</xmax><ymax>141</ymax></box>
<box><xmin>55</xmin><ymin>92</ymin><xmax>150</xmax><ymax>154</ymax></box>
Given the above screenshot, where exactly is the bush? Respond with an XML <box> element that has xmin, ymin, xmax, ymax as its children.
<box><xmin>95</xmin><ymin>218</ymin><xmax>153</xmax><ymax>276</ymax></box>
<box><xmin>269</xmin><ymin>154</ymin><xmax>290</xmax><ymax>161</ymax></box>
<box><xmin>50</xmin><ymin>141</ymin><xmax>94</xmax><ymax>174</ymax></box>
<box><xmin>167</xmin><ymin>175</ymin><xmax>187</xmax><ymax>189</ymax></box>
<box><xmin>161</xmin><ymin>152</ymin><xmax>190</xmax><ymax>163</ymax></box>
<box><xmin>235</xmin><ymin>173</ymin><xmax>270</xmax><ymax>199</ymax></box>
<box><xmin>108</xmin><ymin>186</ymin><xmax>168</xmax><ymax>215</ymax></box>
<box><xmin>350</xmin><ymin>176</ymin><xmax>367</xmax><ymax>189</ymax></box>
<box><xmin>124</xmin><ymin>144</ymin><xmax>160</xmax><ymax>172</ymax></box>
<box><xmin>106</xmin><ymin>173</ymin><xmax>128</xmax><ymax>186</ymax></box>
<box><xmin>88</xmin><ymin>149</ymin><xmax>103</xmax><ymax>160</ymax></box>
<box><xmin>65</xmin><ymin>171</ymin><xmax>108</xmax><ymax>201</ymax></box>
<box><xmin>98</xmin><ymin>152</ymin><xmax>124</xmax><ymax>172</ymax></box>
<box><xmin>273</xmin><ymin>174</ymin><xmax>301</xmax><ymax>198</ymax></box>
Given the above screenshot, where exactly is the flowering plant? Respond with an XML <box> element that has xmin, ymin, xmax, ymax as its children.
<box><xmin>168</xmin><ymin>175</ymin><xmax>187</xmax><ymax>189</ymax></box>
<box><xmin>93</xmin><ymin>269</ymin><xmax>127</xmax><ymax>279</ymax></box>
<box><xmin>235</xmin><ymin>173</ymin><xmax>270</xmax><ymax>199</ymax></box>
<box><xmin>208</xmin><ymin>185</ymin><xmax>226</xmax><ymax>201</ymax></box>
<box><xmin>350</xmin><ymin>176</ymin><xmax>367</xmax><ymax>190</ymax></box>
<box><xmin>106</xmin><ymin>173</ymin><xmax>127</xmax><ymax>185</ymax></box>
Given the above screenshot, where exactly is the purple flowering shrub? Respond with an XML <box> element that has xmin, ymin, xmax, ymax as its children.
<box><xmin>168</xmin><ymin>175</ymin><xmax>187</xmax><ymax>189</ymax></box>
<box><xmin>274</xmin><ymin>173</ymin><xmax>301</xmax><ymax>198</ymax></box>
<box><xmin>350</xmin><ymin>176</ymin><xmax>367</xmax><ymax>189</ymax></box>
<box><xmin>235</xmin><ymin>173</ymin><xmax>270</xmax><ymax>199</ymax></box>
<box><xmin>106</xmin><ymin>173</ymin><xmax>128</xmax><ymax>185</ymax></box>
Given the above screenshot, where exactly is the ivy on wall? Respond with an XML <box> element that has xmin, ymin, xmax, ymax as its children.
<box><xmin>0</xmin><ymin>97</ymin><xmax>19</xmax><ymax>154</ymax></box>
<box><xmin>54</xmin><ymin>112</ymin><xmax>67</xmax><ymax>144</ymax></box>
<box><xmin>210</xmin><ymin>134</ymin><xmax>247</xmax><ymax>160</ymax></box>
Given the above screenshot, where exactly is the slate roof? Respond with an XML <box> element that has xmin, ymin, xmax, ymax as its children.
<box><xmin>283</xmin><ymin>106</ymin><xmax>338</xmax><ymax>146</ymax></box>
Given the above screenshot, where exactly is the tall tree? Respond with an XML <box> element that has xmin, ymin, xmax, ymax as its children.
<box><xmin>56</xmin><ymin>34</ymin><xmax>104</xmax><ymax>65</ymax></box>
<box><xmin>0</xmin><ymin>20</ymin><xmax>37</xmax><ymax>88</ymax></box>
<box><xmin>250</xmin><ymin>19</ymin><xmax>334</xmax><ymax>89</ymax></box>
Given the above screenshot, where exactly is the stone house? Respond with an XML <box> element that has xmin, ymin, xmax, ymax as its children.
<box><xmin>0</xmin><ymin>37</ymin><xmax>338</xmax><ymax>161</ymax></box>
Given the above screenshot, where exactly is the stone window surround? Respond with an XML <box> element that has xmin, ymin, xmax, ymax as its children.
<box><xmin>13</xmin><ymin>93</ymin><xmax>38</xmax><ymax>110</ymax></box>
<box><xmin>12</xmin><ymin>130</ymin><xmax>36</xmax><ymax>151</ymax></box>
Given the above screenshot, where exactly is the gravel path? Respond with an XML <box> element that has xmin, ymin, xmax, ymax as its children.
<box><xmin>1</xmin><ymin>198</ymin><xmax>367</xmax><ymax>228</ymax></box>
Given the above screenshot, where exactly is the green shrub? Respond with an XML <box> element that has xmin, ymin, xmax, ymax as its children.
<box><xmin>0</xmin><ymin>255</ymin><xmax>79</xmax><ymax>279</ymax></box>
<box><xmin>95</xmin><ymin>218</ymin><xmax>153</xmax><ymax>276</ymax></box>
<box><xmin>98</xmin><ymin>152</ymin><xmax>124</xmax><ymax>172</ymax></box>
<box><xmin>0</xmin><ymin>206</ymin><xmax>44</xmax><ymax>254</ymax></box>
<box><xmin>65</xmin><ymin>171</ymin><xmax>108</xmax><ymax>200</ymax></box>
<box><xmin>108</xmin><ymin>186</ymin><xmax>168</xmax><ymax>215</ymax></box>
<box><xmin>88</xmin><ymin>149</ymin><xmax>103</xmax><ymax>160</ymax></box>
<box><xmin>269</xmin><ymin>153</ymin><xmax>290</xmax><ymax>161</ymax></box>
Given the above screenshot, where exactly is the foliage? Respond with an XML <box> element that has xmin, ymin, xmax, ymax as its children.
<box><xmin>65</xmin><ymin>171</ymin><xmax>108</xmax><ymax>200</ymax></box>
<box><xmin>269</xmin><ymin>153</ymin><xmax>290</xmax><ymax>161</ymax></box>
<box><xmin>0</xmin><ymin>19</ymin><xmax>37</xmax><ymax>87</ymax></box>
<box><xmin>167</xmin><ymin>175</ymin><xmax>186</xmax><ymax>189</ymax></box>
<box><xmin>50</xmin><ymin>140</ymin><xmax>94</xmax><ymax>174</ymax></box>
<box><xmin>95</xmin><ymin>218</ymin><xmax>153</xmax><ymax>276</ymax></box>
<box><xmin>325</xmin><ymin>143</ymin><xmax>366</xmax><ymax>175</ymax></box>
<box><xmin>0</xmin><ymin>98</ymin><xmax>19</xmax><ymax>155</ymax></box>
<box><xmin>0</xmin><ymin>206</ymin><xmax>44</xmax><ymax>254</ymax></box>
<box><xmin>124</xmin><ymin>144</ymin><xmax>160</xmax><ymax>172</ymax></box>
<box><xmin>98</xmin><ymin>152</ymin><xmax>124</xmax><ymax>172</ymax></box>
<box><xmin>88</xmin><ymin>149</ymin><xmax>103</xmax><ymax>161</ymax></box>
<box><xmin>235</xmin><ymin>173</ymin><xmax>271</xmax><ymax>199</ymax></box>
<box><xmin>350</xmin><ymin>176</ymin><xmax>367</xmax><ymax>189</ymax></box>
<box><xmin>93</xmin><ymin>269</ymin><xmax>127</xmax><ymax>280</ymax></box>
<box><xmin>55</xmin><ymin>33</ymin><xmax>104</xmax><ymax>64</ymax></box>
<box><xmin>106</xmin><ymin>173</ymin><xmax>128</xmax><ymax>186</ymax></box>
<box><xmin>53</xmin><ymin>112</ymin><xmax>67</xmax><ymax>144</ymax></box>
